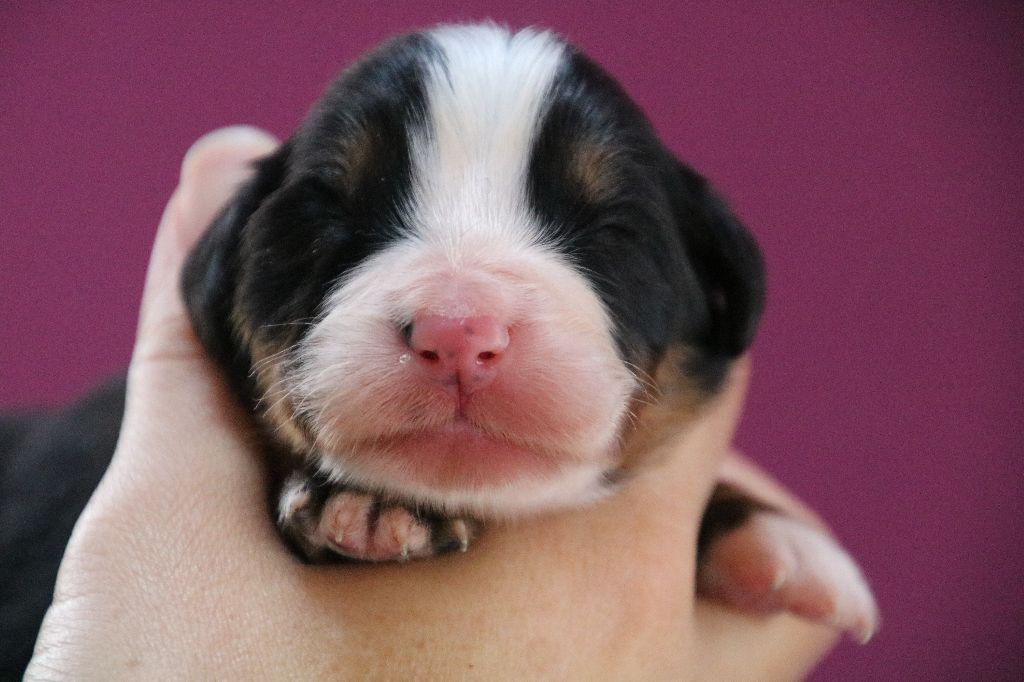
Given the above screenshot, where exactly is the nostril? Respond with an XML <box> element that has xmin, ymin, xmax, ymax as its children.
<box><xmin>420</xmin><ymin>350</ymin><xmax>440</xmax><ymax>362</ymax></box>
<box><xmin>477</xmin><ymin>351</ymin><xmax>497</xmax><ymax>362</ymax></box>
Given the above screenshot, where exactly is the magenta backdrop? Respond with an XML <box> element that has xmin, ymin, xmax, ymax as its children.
<box><xmin>2</xmin><ymin>2</ymin><xmax>1021</xmax><ymax>679</ymax></box>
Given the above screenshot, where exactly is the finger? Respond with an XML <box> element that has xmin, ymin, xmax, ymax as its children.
<box><xmin>133</xmin><ymin>126</ymin><xmax>278</xmax><ymax>365</ymax></box>
<box><xmin>692</xmin><ymin>600</ymin><xmax>838</xmax><ymax>681</ymax></box>
<box><xmin>97</xmin><ymin>128</ymin><xmax>282</xmax><ymax>545</ymax></box>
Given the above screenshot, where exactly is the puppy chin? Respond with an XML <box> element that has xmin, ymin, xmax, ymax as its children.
<box><xmin>313</xmin><ymin>448</ymin><xmax>618</xmax><ymax>519</ymax></box>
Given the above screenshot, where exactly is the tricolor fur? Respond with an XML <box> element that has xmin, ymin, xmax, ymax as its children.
<box><xmin>183</xmin><ymin>24</ymin><xmax>764</xmax><ymax>522</ymax></box>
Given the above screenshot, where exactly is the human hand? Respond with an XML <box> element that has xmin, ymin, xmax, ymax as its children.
<box><xmin>26</xmin><ymin>127</ymin><xmax>838</xmax><ymax>681</ymax></box>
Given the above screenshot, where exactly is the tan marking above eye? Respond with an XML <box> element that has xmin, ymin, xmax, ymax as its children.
<box><xmin>571</xmin><ymin>140</ymin><xmax>622</xmax><ymax>202</ymax></box>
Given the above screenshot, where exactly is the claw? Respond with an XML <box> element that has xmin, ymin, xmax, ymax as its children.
<box><xmin>770</xmin><ymin>568</ymin><xmax>787</xmax><ymax>592</ymax></box>
<box><xmin>856</xmin><ymin>617</ymin><xmax>879</xmax><ymax>645</ymax></box>
<box><xmin>451</xmin><ymin>519</ymin><xmax>471</xmax><ymax>552</ymax></box>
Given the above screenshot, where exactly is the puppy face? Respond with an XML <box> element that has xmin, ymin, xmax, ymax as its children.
<box><xmin>183</xmin><ymin>24</ymin><xmax>764</xmax><ymax>517</ymax></box>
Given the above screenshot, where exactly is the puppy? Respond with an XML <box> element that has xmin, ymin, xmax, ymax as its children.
<box><xmin>181</xmin><ymin>23</ymin><xmax>878</xmax><ymax>639</ymax></box>
<box><xmin>0</xmin><ymin>23</ymin><xmax>877</xmax><ymax>676</ymax></box>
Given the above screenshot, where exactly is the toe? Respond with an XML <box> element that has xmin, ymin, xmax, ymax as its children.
<box><xmin>699</xmin><ymin>511</ymin><xmax>879</xmax><ymax>643</ymax></box>
<box><xmin>318</xmin><ymin>492</ymin><xmax>374</xmax><ymax>556</ymax></box>
<box><xmin>369</xmin><ymin>507</ymin><xmax>432</xmax><ymax>561</ymax></box>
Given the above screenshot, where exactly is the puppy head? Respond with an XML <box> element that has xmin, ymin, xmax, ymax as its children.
<box><xmin>182</xmin><ymin>24</ymin><xmax>764</xmax><ymax>516</ymax></box>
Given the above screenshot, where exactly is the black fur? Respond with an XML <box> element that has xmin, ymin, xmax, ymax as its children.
<box><xmin>528</xmin><ymin>49</ymin><xmax>764</xmax><ymax>392</ymax></box>
<box><xmin>668</xmin><ymin>162</ymin><xmax>765</xmax><ymax>387</ymax></box>
<box><xmin>0</xmin><ymin>377</ymin><xmax>125</xmax><ymax>678</ymax></box>
<box><xmin>182</xmin><ymin>33</ymin><xmax>436</xmax><ymax>407</ymax></box>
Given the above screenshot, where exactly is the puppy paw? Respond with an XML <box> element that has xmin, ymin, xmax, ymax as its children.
<box><xmin>318</xmin><ymin>492</ymin><xmax>435</xmax><ymax>561</ymax></box>
<box><xmin>698</xmin><ymin>511</ymin><xmax>879</xmax><ymax>644</ymax></box>
<box><xmin>278</xmin><ymin>473</ymin><xmax>476</xmax><ymax>562</ymax></box>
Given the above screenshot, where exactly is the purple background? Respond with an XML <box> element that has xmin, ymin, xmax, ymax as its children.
<box><xmin>2</xmin><ymin>2</ymin><xmax>1021</xmax><ymax>679</ymax></box>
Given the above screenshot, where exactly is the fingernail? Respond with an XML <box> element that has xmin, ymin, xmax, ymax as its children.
<box><xmin>180</xmin><ymin>125</ymin><xmax>279</xmax><ymax>185</ymax></box>
<box><xmin>857</xmin><ymin>610</ymin><xmax>880</xmax><ymax>645</ymax></box>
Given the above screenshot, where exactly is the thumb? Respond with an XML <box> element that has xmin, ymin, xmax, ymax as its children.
<box><xmin>32</xmin><ymin>133</ymin><xmax>289</xmax><ymax>679</ymax></box>
<box><xmin>103</xmin><ymin>126</ymin><xmax>278</xmax><ymax>492</ymax></box>
<box><xmin>132</xmin><ymin>126</ymin><xmax>279</xmax><ymax>368</ymax></box>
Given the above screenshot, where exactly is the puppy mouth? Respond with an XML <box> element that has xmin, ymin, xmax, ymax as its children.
<box><xmin>299</xmin><ymin>353</ymin><xmax>633</xmax><ymax>493</ymax></box>
<box><xmin>353</xmin><ymin>417</ymin><xmax>564</xmax><ymax>488</ymax></box>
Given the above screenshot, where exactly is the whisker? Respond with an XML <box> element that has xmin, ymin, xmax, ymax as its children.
<box><xmin>621</xmin><ymin>359</ymin><xmax>660</xmax><ymax>398</ymax></box>
<box><xmin>249</xmin><ymin>343</ymin><xmax>303</xmax><ymax>376</ymax></box>
<box><xmin>258</xmin><ymin>318</ymin><xmax>318</xmax><ymax>330</ymax></box>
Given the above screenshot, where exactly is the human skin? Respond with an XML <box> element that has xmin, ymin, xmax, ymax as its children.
<box><xmin>25</xmin><ymin>127</ymin><xmax>837</xmax><ymax>681</ymax></box>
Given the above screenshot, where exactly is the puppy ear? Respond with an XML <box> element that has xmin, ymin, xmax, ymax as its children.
<box><xmin>668</xmin><ymin>160</ymin><xmax>765</xmax><ymax>361</ymax></box>
<box><xmin>180</xmin><ymin>142</ymin><xmax>291</xmax><ymax>384</ymax></box>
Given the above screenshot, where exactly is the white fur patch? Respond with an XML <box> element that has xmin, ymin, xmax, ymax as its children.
<box><xmin>410</xmin><ymin>24</ymin><xmax>566</xmax><ymax>252</ymax></box>
<box><xmin>315</xmin><ymin>453</ymin><xmax>615</xmax><ymax>518</ymax></box>
<box><xmin>276</xmin><ymin>473</ymin><xmax>311</xmax><ymax>524</ymax></box>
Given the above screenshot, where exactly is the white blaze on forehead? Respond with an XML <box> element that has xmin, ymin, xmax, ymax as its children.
<box><xmin>412</xmin><ymin>25</ymin><xmax>566</xmax><ymax>251</ymax></box>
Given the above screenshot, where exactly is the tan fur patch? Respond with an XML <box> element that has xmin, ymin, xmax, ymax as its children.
<box><xmin>616</xmin><ymin>345</ymin><xmax>710</xmax><ymax>472</ymax></box>
<box><xmin>256</xmin><ymin>357</ymin><xmax>314</xmax><ymax>459</ymax></box>
<box><xmin>232</xmin><ymin>306</ymin><xmax>315</xmax><ymax>461</ymax></box>
<box><xmin>335</xmin><ymin>123</ymin><xmax>375</xmax><ymax>195</ymax></box>
<box><xmin>571</xmin><ymin>140</ymin><xmax>622</xmax><ymax>202</ymax></box>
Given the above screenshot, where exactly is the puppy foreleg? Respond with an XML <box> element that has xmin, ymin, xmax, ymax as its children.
<box><xmin>696</xmin><ymin>485</ymin><xmax>879</xmax><ymax>643</ymax></box>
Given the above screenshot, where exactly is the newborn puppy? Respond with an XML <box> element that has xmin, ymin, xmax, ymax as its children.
<box><xmin>181</xmin><ymin>24</ymin><xmax>877</xmax><ymax>641</ymax></box>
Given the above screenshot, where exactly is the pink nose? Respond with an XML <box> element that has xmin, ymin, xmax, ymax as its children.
<box><xmin>408</xmin><ymin>314</ymin><xmax>509</xmax><ymax>393</ymax></box>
